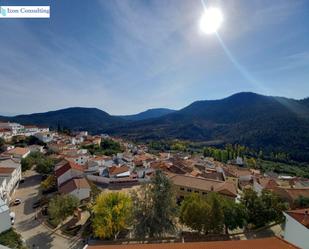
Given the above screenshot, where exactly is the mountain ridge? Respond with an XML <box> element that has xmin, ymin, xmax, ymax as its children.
<box><xmin>1</xmin><ymin>92</ymin><xmax>309</xmax><ymax>161</ymax></box>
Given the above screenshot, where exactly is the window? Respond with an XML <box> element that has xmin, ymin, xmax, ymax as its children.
<box><xmin>187</xmin><ymin>188</ymin><xmax>192</xmax><ymax>192</ymax></box>
<box><xmin>194</xmin><ymin>190</ymin><xmax>199</xmax><ymax>194</ymax></box>
<box><xmin>180</xmin><ymin>187</ymin><xmax>185</xmax><ymax>191</ymax></box>
<box><xmin>202</xmin><ymin>192</ymin><xmax>207</xmax><ymax>195</ymax></box>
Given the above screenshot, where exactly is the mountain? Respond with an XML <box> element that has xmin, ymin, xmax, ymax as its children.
<box><xmin>106</xmin><ymin>92</ymin><xmax>309</xmax><ymax>161</ymax></box>
<box><xmin>2</xmin><ymin>92</ymin><xmax>309</xmax><ymax>161</ymax></box>
<box><xmin>0</xmin><ymin>107</ymin><xmax>125</xmax><ymax>133</ymax></box>
<box><xmin>119</xmin><ymin>108</ymin><xmax>176</xmax><ymax>121</ymax></box>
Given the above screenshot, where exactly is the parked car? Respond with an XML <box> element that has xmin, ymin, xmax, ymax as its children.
<box><xmin>11</xmin><ymin>198</ymin><xmax>22</xmax><ymax>206</ymax></box>
<box><xmin>10</xmin><ymin>212</ymin><xmax>15</xmax><ymax>225</ymax></box>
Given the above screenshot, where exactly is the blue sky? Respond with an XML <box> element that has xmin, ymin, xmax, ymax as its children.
<box><xmin>0</xmin><ymin>0</ymin><xmax>309</xmax><ymax>116</ymax></box>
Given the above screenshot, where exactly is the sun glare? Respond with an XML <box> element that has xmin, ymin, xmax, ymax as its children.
<box><xmin>199</xmin><ymin>7</ymin><xmax>223</xmax><ymax>34</ymax></box>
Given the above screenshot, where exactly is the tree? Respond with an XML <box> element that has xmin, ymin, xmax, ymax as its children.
<box><xmin>132</xmin><ymin>170</ymin><xmax>176</xmax><ymax>238</ymax></box>
<box><xmin>48</xmin><ymin>195</ymin><xmax>79</xmax><ymax>226</ymax></box>
<box><xmin>179</xmin><ymin>193</ymin><xmax>210</xmax><ymax>234</ymax></box>
<box><xmin>35</xmin><ymin>157</ymin><xmax>55</xmax><ymax>174</ymax></box>
<box><xmin>207</xmin><ymin>193</ymin><xmax>224</xmax><ymax>234</ymax></box>
<box><xmin>240</xmin><ymin>189</ymin><xmax>287</xmax><ymax>228</ymax></box>
<box><xmin>40</xmin><ymin>175</ymin><xmax>56</xmax><ymax>191</ymax></box>
<box><xmin>0</xmin><ymin>138</ymin><xmax>5</xmax><ymax>153</ymax></box>
<box><xmin>222</xmin><ymin>199</ymin><xmax>247</xmax><ymax>234</ymax></box>
<box><xmin>294</xmin><ymin>195</ymin><xmax>309</xmax><ymax>208</ymax></box>
<box><xmin>89</xmin><ymin>182</ymin><xmax>101</xmax><ymax>204</ymax></box>
<box><xmin>0</xmin><ymin>228</ymin><xmax>24</xmax><ymax>249</ymax></box>
<box><xmin>92</xmin><ymin>192</ymin><xmax>132</xmax><ymax>240</ymax></box>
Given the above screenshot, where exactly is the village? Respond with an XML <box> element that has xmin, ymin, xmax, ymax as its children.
<box><xmin>0</xmin><ymin>121</ymin><xmax>308</xmax><ymax>249</ymax></box>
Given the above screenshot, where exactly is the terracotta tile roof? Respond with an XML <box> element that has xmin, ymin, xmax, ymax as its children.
<box><xmin>224</xmin><ymin>165</ymin><xmax>252</xmax><ymax>177</ymax></box>
<box><xmin>55</xmin><ymin>160</ymin><xmax>84</xmax><ymax>178</ymax></box>
<box><xmin>280</xmin><ymin>188</ymin><xmax>309</xmax><ymax>201</ymax></box>
<box><xmin>85</xmin><ymin>237</ymin><xmax>299</xmax><ymax>249</ymax></box>
<box><xmin>0</xmin><ymin>128</ymin><xmax>11</xmax><ymax>132</ymax></box>
<box><xmin>5</xmin><ymin>147</ymin><xmax>30</xmax><ymax>156</ymax></box>
<box><xmin>109</xmin><ymin>166</ymin><xmax>130</xmax><ymax>176</ymax></box>
<box><xmin>258</xmin><ymin>178</ymin><xmax>278</xmax><ymax>189</ymax></box>
<box><xmin>286</xmin><ymin>208</ymin><xmax>309</xmax><ymax>228</ymax></box>
<box><xmin>0</xmin><ymin>167</ymin><xmax>15</xmax><ymax>174</ymax></box>
<box><xmin>171</xmin><ymin>175</ymin><xmax>237</xmax><ymax>197</ymax></box>
<box><xmin>59</xmin><ymin>178</ymin><xmax>90</xmax><ymax>194</ymax></box>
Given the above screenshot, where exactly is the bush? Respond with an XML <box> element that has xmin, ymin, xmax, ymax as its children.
<box><xmin>0</xmin><ymin>228</ymin><xmax>24</xmax><ymax>249</ymax></box>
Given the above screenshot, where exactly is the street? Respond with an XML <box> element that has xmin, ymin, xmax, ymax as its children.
<box><xmin>11</xmin><ymin>169</ymin><xmax>83</xmax><ymax>249</ymax></box>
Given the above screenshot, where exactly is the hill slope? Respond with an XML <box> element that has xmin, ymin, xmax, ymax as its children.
<box><xmin>107</xmin><ymin>92</ymin><xmax>309</xmax><ymax>161</ymax></box>
<box><xmin>119</xmin><ymin>108</ymin><xmax>176</xmax><ymax>121</ymax></box>
<box><xmin>1</xmin><ymin>107</ymin><xmax>125</xmax><ymax>133</ymax></box>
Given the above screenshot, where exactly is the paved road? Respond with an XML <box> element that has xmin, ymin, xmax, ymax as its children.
<box><xmin>11</xmin><ymin>169</ymin><xmax>83</xmax><ymax>249</ymax></box>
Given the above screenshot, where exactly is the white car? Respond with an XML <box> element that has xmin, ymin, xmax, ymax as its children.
<box><xmin>10</xmin><ymin>212</ymin><xmax>15</xmax><ymax>225</ymax></box>
<box><xmin>12</xmin><ymin>198</ymin><xmax>22</xmax><ymax>206</ymax></box>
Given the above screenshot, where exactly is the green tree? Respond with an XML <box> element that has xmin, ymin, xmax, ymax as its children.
<box><xmin>48</xmin><ymin>195</ymin><xmax>79</xmax><ymax>226</ymax></box>
<box><xmin>92</xmin><ymin>192</ymin><xmax>132</xmax><ymax>240</ymax></box>
<box><xmin>240</xmin><ymin>189</ymin><xmax>287</xmax><ymax>228</ymax></box>
<box><xmin>132</xmin><ymin>170</ymin><xmax>176</xmax><ymax>238</ymax></box>
<box><xmin>294</xmin><ymin>196</ymin><xmax>309</xmax><ymax>208</ymax></box>
<box><xmin>222</xmin><ymin>199</ymin><xmax>247</xmax><ymax>234</ymax></box>
<box><xmin>0</xmin><ymin>228</ymin><xmax>24</xmax><ymax>249</ymax></box>
<box><xmin>35</xmin><ymin>157</ymin><xmax>55</xmax><ymax>174</ymax></box>
<box><xmin>40</xmin><ymin>175</ymin><xmax>56</xmax><ymax>191</ymax></box>
<box><xmin>179</xmin><ymin>193</ymin><xmax>210</xmax><ymax>234</ymax></box>
<box><xmin>207</xmin><ymin>193</ymin><xmax>224</xmax><ymax>234</ymax></box>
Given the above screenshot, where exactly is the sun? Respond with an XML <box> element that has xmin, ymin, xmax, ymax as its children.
<box><xmin>199</xmin><ymin>7</ymin><xmax>223</xmax><ymax>34</ymax></box>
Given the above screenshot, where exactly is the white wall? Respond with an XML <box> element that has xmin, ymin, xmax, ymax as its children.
<box><xmin>0</xmin><ymin>199</ymin><xmax>11</xmax><ymax>233</ymax></box>
<box><xmin>57</xmin><ymin>169</ymin><xmax>83</xmax><ymax>186</ymax></box>
<box><xmin>71</xmin><ymin>188</ymin><xmax>90</xmax><ymax>201</ymax></box>
<box><xmin>284</xmin><ymin>213</ymin><xmax>309</xmax><ymax>249</ymax></box>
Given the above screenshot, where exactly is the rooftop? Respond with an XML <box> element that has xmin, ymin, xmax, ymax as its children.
<box><xmin>85</xmin><ymin>237</ymin><xmax>299</xmax><ymax>249</ymax></box>
<box><xmin>59</xmin><ymin>177</ymin><xmax>90</xmax><ymax>194</ymax></box>
<box><xmin>286</xmin><ymin>208</ymin><xmax>309</xmax><ymax>229</ymax></box>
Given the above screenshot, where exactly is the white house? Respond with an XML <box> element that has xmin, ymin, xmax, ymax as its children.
<box><xmin>0</xmin><ymin>177</ymin><xmax>7</xmax><ymax>203</ymax></box>
<box><xmin>0</xmin><ymin>128</ymin><xmax>12</xmax><ymax>141</ymax></box>
<box><xmin>0</xmin><ymin>159</ymin><xmax>22</xmax><ymax>202</ymax></box>
<box><xmin>34</xmin><ymin>132</ymin><xmax>53</xmax><ymax>143</ymax></box>
<box><xmin>23</xmin><ymin>125</ymin><xmax>39</xmax><ymax>136</ymax></box>
<box><xmin>2</xmin><ymin>147</ymin><xmax>30</xmax><ymax>159</ymax></box>
<box><xmin>283</xmin><ymin>208</ymin><xmax>309</xmax><ymax>249</ymax></box>
<box><xmin>0</xmin><ymin>198</ymin><xmax>11</xmax><ymax>233</ymax></box>
<box><xmin>0</xmin><ymin>122</ymin><xmax>24</xmax><ymax>135</ymax></box>
<box><xmin>59</xmin><ymin>178</ymin><xmax>90</xmax><ymax>201</ymax></box>
<box><xmin>55</xmin><ymin>160</ymin><xmax>84</xmax><ymax>186</ymax></box>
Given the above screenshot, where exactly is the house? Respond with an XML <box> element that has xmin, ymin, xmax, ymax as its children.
<box><xmin>59</xmin><ymin>178</ymin><xmax>90</xmax><ymax>201</ymax></box>
<box><xmin>0</xmin><ymin>128</ymin><xmax>12</xmax><ymax>141</ymax></box>
<box><xmin>34</xmin><ymin>132</ymin><xmax>53</xmax><ymax>143</ymax></box>
<box><xmin>84</xmin><ymin>237</ymin><xmax>298</xmax><ymax>249</ymax></box>
<box><xmin>0</xmin><ymin>122</ymin><xmax>24</xmax><ymax>135</ymax></box>
<box><xmin>55</xmin><ymin>160</ymin><xmax>84</xmax><ymax>186</ymax></box>
<box><xmin>272</xmin><ymin>188</ymin><xmax>309</xmax><ymax>208</ymax></box>
<box><xmin>283</xmin><ymin>208</ymin><xmax>309</xmax><ymax>249</ymax></box>
<box><xmin>0</xmin><ymin>159</ymin><xmax>22</xmax><ymax>202</ymax></box>
<box><xmin>23</xmin><ymin>125</ymin><xmax>39</xmax><ymax>136</ymax></box>
<box><xmin>109</xmin><ymin>165</ymin><xmax>130</xmax><ymax>178</ymax></box>
<box><xmin>0</xmin><ymin>177</ymin><xmax>7</xmax><ymax>203</ymax></box>
<box><xmin>253</xmin><ymin>177</ymin><xmax>278</xmax><ymax>195</ymax></box>
<box><xmin>2</xmin><ymin>147</ymin><xmax>30</xmax><ymax>159</ymax></box>
<box><xmin>170</xmin><ymin>175</ymin><xmax>237</xmax><ymax>202</ymax></box>
<box><xmin>28</xmin><ymin>145</ymin><xmax>44</xmax><ymax>153</ymax></box>
<box><xmin>0</xmin><ymin>198</ymin><xmax>11</xmax><ymax>233</ymax></box>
